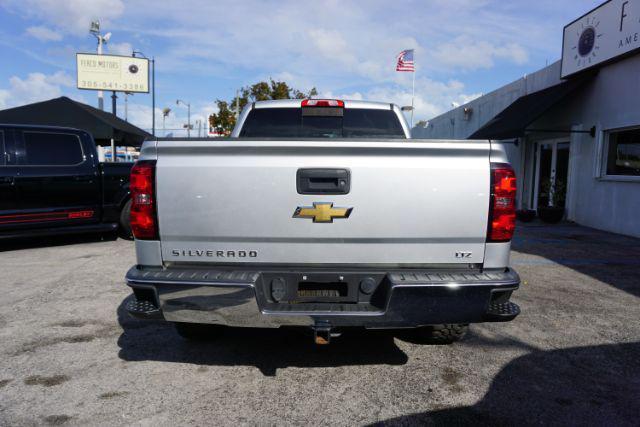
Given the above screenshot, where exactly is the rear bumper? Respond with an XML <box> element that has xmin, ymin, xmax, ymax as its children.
<box><xmin>125</xmin><ymin>266</ymin><xmax>520</xmax><ymax>328</ymax></box>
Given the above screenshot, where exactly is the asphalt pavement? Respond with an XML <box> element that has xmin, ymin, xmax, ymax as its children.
<box><xmin>1</xmin><ymin>222</ymin><xmax>639</xmax><ymax>426</ymax></box>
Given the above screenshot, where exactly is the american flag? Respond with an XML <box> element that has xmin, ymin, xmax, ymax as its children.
<box><xmin>396</xmin><ymin>49</ymin><xmax>414</xmax><ymax>72</ymax></box>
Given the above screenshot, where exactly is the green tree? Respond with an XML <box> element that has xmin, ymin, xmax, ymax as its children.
<box><xmin>208</xmin><ymin>79</ymin><xmax>318</xmax><ymax>135</ymax></box>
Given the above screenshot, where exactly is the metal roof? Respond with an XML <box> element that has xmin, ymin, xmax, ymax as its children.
<box><xmin>0</xmin><ymin>96</ymin><xmax>151</xmax><ymax>146</ymax></box>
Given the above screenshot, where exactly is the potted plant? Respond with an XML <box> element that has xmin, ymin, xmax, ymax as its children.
<box><xmin>538</xmin><ymin>178</ymin><xmax>566</xmax><ymax>223</ymax></box>
<box><xmin>516</xmin><ymin>202</ymin><xmax>536</xmax><ymax>222</ymax></box>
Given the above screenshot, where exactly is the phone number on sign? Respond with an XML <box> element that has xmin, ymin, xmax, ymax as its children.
<box><xmin>79</xmin><ymin>81</ymin><xmax>147</xmax><ymax>91</ymax></box>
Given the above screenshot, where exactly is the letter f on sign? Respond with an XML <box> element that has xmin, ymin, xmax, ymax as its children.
<box><xmin>620</xmin><ymin>1</ymin><xmax>629</xmax><ymax>32</ymax></box>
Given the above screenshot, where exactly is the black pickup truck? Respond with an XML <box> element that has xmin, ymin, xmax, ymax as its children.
<box><xmin>0</xmin><ymin>124</ymin><xmax>133</xmax><ymax>239</ymax></box>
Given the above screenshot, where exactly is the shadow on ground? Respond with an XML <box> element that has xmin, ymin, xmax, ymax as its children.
<box><xmin>0</xmin><ymin>232</ymin><xmax>120</xmax><ymax>252</ymax></box>
<box><xmin>116</xmin><ymin>296</ymin><xmax>408</xmax><ymax>376</ymax></box>
<box><xmin>512</xmin><ymin>222</ymin><xmax>640</xmax><ymax>298</ymax></box>
<box><xmin>374</xmin><ymin>341</ymin><xmax>640</xmax><ymax>426</ymax></box>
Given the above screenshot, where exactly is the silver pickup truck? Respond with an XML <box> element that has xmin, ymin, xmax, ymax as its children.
<box><xmin>125</xmin><ymin>99</ymin><xmax>520</xmax><ymax>344</ymax></box>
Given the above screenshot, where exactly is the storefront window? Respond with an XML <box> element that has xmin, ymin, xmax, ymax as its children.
<box><xmin>606</xmin><ymin>127</ymin><xmax>640</xmax><ymax>176</ymax></box>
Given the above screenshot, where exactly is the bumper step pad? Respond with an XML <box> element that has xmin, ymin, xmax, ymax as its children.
<box><xmin>388</xmin><ymin>269</ymin><xmax>519</xmax><ymax>285</ymax></box>
<box><xmin>126</xmin><ymin>298</ymin><xmax>163</xmax><ymax>320</ymax></box>
<box><xmin>484</xmin><ymin>301</ymin><xmax>520</xmax><ymax>322</ymax></box>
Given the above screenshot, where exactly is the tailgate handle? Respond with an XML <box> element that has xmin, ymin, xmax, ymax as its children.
<box><xmin>297</xmin><ymin>169</ymin><xmax>350</xmax><ymax>195</ymax></box>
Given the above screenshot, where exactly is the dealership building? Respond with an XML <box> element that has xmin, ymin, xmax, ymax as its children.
<box><xmin>414</xmin><ymin>0</ymin><xmax>640</xmax><ymax>238</ymax></box>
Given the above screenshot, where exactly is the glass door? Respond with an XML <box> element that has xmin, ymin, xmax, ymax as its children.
<box><xmin>534</xmin><ymin>140</ymin><xmax>570</xmax><ymax>209</ymax></box>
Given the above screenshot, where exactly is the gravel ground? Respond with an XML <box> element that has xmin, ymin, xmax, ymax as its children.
<box><xmin>1</xmin><ymin>222</ymin><xmax>639</xmax><ymax>426</ymax></box>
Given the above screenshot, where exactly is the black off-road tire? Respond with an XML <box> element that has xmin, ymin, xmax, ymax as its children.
<box><xmin>173</xmin><ymin>322</ymin><xmax>225</xmax><ymax>341</ymax></box>
<box><xmin>412</xmin><ymin>324</ymin><xmax>468</xmax><ymax>344</ymax></box>
<box><xmin>119</xmin><ymin>199</ymin><xmax>133</xmax><ymax>240</ymax></box>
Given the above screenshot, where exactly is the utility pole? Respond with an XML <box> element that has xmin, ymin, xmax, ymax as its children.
<box><xmin>111</xmin><ymin>91</ymin><xmax>117</xmax><ymax>115</ymax></box>
<box><xmin>111</xmin><ymin>91</ymin><xmax>117</xmax><ymax>162</ymax></box>
<box><xmin>89</xmin><ymin>21</ymin><xmax>111</xmax><ymax>110</ymax></box>
<box><xmin>151</xmin><ymin>56</ymin><xmax>155</xmax><ymax>135</ymax></box>
<box><xmin>176</xmin><ymin>99</ymin><xmax>191</xmax><ymax>137</ymax></box>
<box><xmin>124</xmin><ymin>92</ymin><xmax>131</xmax><ymax>122</ymax></box>
<box><xmin>98</xmin><ymin>40</ymin><xmax>104</xmax><ymax>111</ymax></box>
<box><xmin>235</xmin><ymin>89</ymin><xmax>240</xmax><ymax>119</ymax></box>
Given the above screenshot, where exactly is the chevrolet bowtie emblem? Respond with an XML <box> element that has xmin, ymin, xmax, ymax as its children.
<box><xmin>293</xmin><ymin>202</ymin><xmax>353</xmax><ymax>223</ymax></box>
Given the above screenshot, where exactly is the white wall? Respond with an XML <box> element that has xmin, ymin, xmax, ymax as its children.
<box><xmin>528</xmin><ymin>54</ymin><xmax>640</xmax><ymax>237</ymax></box>
<box><xmin>415</xmin><ymin>54</ymin><xmax>640</xmax><ymax>238</ymax></box>
<box><xmin>413</xmin><ymin>61</ymin><xmax>563</xmax><ymax>140</ymax></box>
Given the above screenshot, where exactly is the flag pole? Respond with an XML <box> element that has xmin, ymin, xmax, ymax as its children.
<box><xmin>410</xmin><ymin>66</ymin><xmax>415</xmax><ymax>128</ymax></box>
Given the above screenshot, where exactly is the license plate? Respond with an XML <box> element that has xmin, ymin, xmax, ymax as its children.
<box><xmin>297</xmin><ymin>282</ymin><xmax>346</xmax><ymax>298</ymax></box>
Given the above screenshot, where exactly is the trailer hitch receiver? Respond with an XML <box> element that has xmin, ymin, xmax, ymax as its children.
<box><xmin>313</xmin><ymin>320</ymin><xmax>333</xmax><ymax>345</ymax></box>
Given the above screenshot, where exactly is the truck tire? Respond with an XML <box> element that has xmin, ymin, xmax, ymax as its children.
<box><xmin>119</xmin><ymin>199</ymin><xmax>133</xmax><ymax>240</ymax></box>
<box><xmin>412</xmin><ymin>324</ymin><xmax>468</xmax><ymax>344</ymax></box>
<box><xmin>173</xmin><ymin>322</ymin><xmax>225</xmax><ymax>341</ymax></box>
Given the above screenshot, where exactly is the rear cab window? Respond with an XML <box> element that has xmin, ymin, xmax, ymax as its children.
<box><xmin>21</xmin><ymin>132</ymin><xmax>84</xmax><ymax>166</ymax></box>
<box><xmin>239</xmin><ymin>108</ymin><xmax>406</xmax><ymax>139</ymax></box>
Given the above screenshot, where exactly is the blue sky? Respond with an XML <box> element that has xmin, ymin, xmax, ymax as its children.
<box><xmin>0</xmin><ymin>0</ymin><xmax>602</xmax><ymax>135</ymax></box>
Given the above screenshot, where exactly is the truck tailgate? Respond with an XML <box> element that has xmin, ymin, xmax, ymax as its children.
<box><xmin>155</xmin><ymin>140</ymin><xmax>490</xmax><ymax>265</ymax></box>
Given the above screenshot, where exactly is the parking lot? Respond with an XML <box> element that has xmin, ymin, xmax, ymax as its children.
<box><xmin>1</xmin><ymin>222</ymin><xmax>639</xmax><ymax>426</ymax></box>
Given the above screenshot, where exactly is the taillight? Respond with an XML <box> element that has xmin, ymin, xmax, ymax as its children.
<box><xmin>130</xmin><ymin>160</ymin><xmax>158</xmax><ymax>240</ymax></box>
<box><xmin>301</xmin><ymin>99</ymin><xmax>344</xmax><ymax>107</ymax></box>
<box><xmin>488</xmin><ymin>163</ymin><xmax>516</xmax><ymax>242</ymax></box>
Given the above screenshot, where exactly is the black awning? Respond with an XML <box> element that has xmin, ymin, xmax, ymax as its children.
<box><xmin>469</xmin><ymin>74</ymin><xmax>594</xmax><ymax>140</ymax></box>
<box><xmin>0</xmin><ymin>96</ymin><xmax>151</xmax><ymax>146</ymax></box>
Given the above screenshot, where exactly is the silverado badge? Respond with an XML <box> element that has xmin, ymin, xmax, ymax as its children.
<box><xmin>293</xmin><ymin>202</ymin><xmax>352</xmax><ymax>223</ymax></box>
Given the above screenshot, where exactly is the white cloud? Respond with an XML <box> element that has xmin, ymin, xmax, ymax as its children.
<box><xmin>432</xmin><ymin>36</ymin><xmax>529</xmax><ymax>71</ymax></box>
<box><xmin>0</xmin><ymin>71</ymin><xmax>74</xmax><ymax>109</ymax></box>
<box><xmin>459</xmin><ymin>92</ymin><xmax>483</xmax><ymax>105</ymax></box>
<box><xmin>95</xmin><ymin>0</ymin><xmax>541</xmax><ymax>120</ymax></box>
<box><xmin>308</xmin><ymin>29</ymin><xmax>356</xmax><ymax>67</ymax></box>
<box><xmin>322</xmin><ymin>76</ymin><xmax>482</xmax><ymax>122</ymax></box>
<box><xmin>2</xmin><ymin>0</ymin><xmax>583</xmax><ymax>122</ymax></box>
<box><xmin>108</xmin><ymin>41</ymin><xmax>132</xmax><ymax>56</ymax></box>
<box><xmin>2</xmin><ymin>0</ymin><xmax>124</xmax><ymax>36</ymax></box>
<box><xmin>495</xmin><ymin>44</ymin><xmax>528</xmax><ymax>64</ymax></box>
<box><xmin>25</xmin><ymin>25</ymin><xmax>62</xmax><ymax>41</ymax></box>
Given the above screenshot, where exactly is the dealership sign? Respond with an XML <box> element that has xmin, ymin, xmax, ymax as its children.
<box><xmin>76</xmin><ymin>53</ymin><xmax>149</xmax><ymax>93</ymax></box>
<box><xmin>561</xmin><ymin>0</ymin><xmax>640</xmax><ymax>78</ymax></box>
